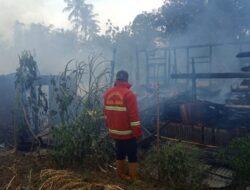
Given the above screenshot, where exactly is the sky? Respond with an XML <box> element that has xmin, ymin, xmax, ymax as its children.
<box><xmin>0</xmin><ymin>0</ymin><xmax>164</xmax><ymax>41</ymax></box>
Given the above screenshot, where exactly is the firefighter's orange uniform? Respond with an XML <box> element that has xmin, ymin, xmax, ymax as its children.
<box><xmin>103</xmin><ymin>78</ymin><xmax>142</xmax><ymax>181</ymax></box>
<box><xmin>104</xmin><ymin>80</ymin><xmax>142</xmax><ymax>139</ymax></box>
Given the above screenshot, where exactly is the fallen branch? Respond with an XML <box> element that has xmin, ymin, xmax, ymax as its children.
<box><xmin>22</xmin><ymin>105</ymin><xmax>41</xmax><ymax>151</ymax></box>
<box><xmin>5</xmin><ymin>175</ymin><xmax>15</xmax><ymax>190</ymax></box>
<box><xmin>98</xmin><ymin>164</ymin><xmax>107</xmax><ymax>173</ymax></box>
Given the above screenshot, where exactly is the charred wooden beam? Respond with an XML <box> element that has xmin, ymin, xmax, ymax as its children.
<box><xmin>191</xmin><ymin>59</ymin><xmax>197</xmax><ymax>101</ymax></box>
<box><xmin>241</xmin><ymin>66</ymin><xmax>250</xmax><ymax>72</ymax></box>
<box><xmin>225</xmin><ymin>104</ymin><xmax>250</xmax><ymax>109</ymax></box>
<box><xmin>241</xmin><ymin>79</ymin><xmax>250</xmax><ymax>86</ymax></box>
<box><xmin>236</xmin><ymin>52</ymin><xmax>250</xmax><ymax>58</ymax></box>
<box><xmin>231</xmin><ymin>88</ymin><xmax>250</xmax><ymax>93</ymax></box>
<box><xmin>171</xmin><ymin>72</ymin><xmax>250</xmax><ymax>79</ymax></box>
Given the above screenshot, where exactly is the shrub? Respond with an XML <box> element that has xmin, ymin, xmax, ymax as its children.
<box><xmin>50</xmin><ymin>112</ymin><xmax>115</xmax><ymax>168</ymax></box>
<box><xmin>142</xmin><ymin>142</ymin><xmax>207</xmax><ymax>190</ymax></box>
<box><xmin>223</xmin><ymin>136</ymin><xmax>250</xmax><ymax>182</ymax></box>
<box><xmin>50</xmin><ymin>56</ymin><xmax>115</xmax><ymax>168</ymax></box>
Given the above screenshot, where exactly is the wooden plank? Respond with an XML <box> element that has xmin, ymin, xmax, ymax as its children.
<box><xmin>159</xmin><ymin>135</ymin><xmax>218</xmax><ymax>148</ymax></box>
<box><xmin>231</xmin><ymin>87</ymin><xmax>250</xmax><ymax>93</ymax></box>
<box><xmin>225</xmin><ymin>104</ymin><xmax>250</xmax><ymax>109</ymax></box>
<box><xmin>171</xmin><ymin>72</ymin><xmax>250</xmax><ymax>79</ymax></box>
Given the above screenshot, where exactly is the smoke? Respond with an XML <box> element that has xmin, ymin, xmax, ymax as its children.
<box><xmin>134</xmin><ymin>0</ymin><xmax>250</xmax><ymax>104</ymax></box>
<box><xmin>0</xmin><ymin>0</ymin><xmax>44</xmax><ymax>41</ymax></box>
<box><xmin>0</xmin><ymin>21</ymin><xmax>113</xmax><ymax>75</ymax></box>
<box><xmin>171</xmin><ymin>0</ymin><xmax>250</xmax><ymax>45</ymax></box>
<box><xmin>0</xmin><ymin>0</ymin><xmax>69</xmax><ymax>43</ymax></box>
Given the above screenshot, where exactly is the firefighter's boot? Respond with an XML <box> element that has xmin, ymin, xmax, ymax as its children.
<box><xmin>116</xmin><ymin>160</ymin><xmax>131</xmax><ymax>180</ymax></box>
<box><xmin>128</xmin><ymin>162</ymin><xmax>141</xmax><ymax>181</ymax></box>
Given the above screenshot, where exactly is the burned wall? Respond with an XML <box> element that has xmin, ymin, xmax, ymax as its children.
<box><xmin>0</xmin><ymin>74</ymin><xmax>15</xmax><ymax>143</ymax></box>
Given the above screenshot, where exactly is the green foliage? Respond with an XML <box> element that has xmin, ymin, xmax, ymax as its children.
<box><xmin>50</xmin><ymin>60</ymin><xmax>76</xmax><ymax>126</ymax></box>
<box><xmin>142</xmin><ymin>142</ymin><xmax>207</xmax><ymax>190</ymax></box>
<box><xmin>51</xmin><ymin>56</ymin><xmax>109</xmax><ymax>125</ymax></box>
<box><xmin>16</xmin><ymin>51</ymin><xmax>38</xmax><ymax>92</ymax></box>
<box><xmin>158</xmin><ymin>0</ymin><xmax>204</xmax><ymax>36</ymax></box>
<box><xmin>51</xmin><ymin>113</ymin><xmax>114</xmax><ymax>167</ymax></box>
<box><xmin>221</xmin><ymin>136</ymin><xmax>250</xmax><ymax>182</ymax></box>
<box><xmin>15</xmin><ymin>51</ymin><xmax>48</xmax><ymax>145</ymax></box>
<box><xmin>50</xmin><ymin>56</ymin><xmax>114</xmax><ymax>168</ymax></box>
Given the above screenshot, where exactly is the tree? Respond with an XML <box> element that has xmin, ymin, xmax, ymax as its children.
<box><xmin>15</xmin><ymin>51</ymin><xmax>48</xmax><ymax>149</ymax></box>
<box><xmin>199</xmin><ymin>0</ymin><xmax>250</xmax><ymax>41</ymax></box>
<box><xmin>63</xmin><ymin>0</ymin><xmax>100</xmax><ymax>41</ymax></box>
<box><xmin>129</xmin><ymin>0</ymin><xmax>250</xmax><ymax>47</ymax></box>
<box><xmin>12</xmin><ymin>21</ymin><xmax>79</xmax><ymax>74</ymax></box>
<box><xmin>131</xmin><ymin>11</ymin><xmax>159</xmax><ymax>49</ymax></box>
<box><xmin>156</xmin><ymin>0</ymin><xmax>205</xmax><ymax>37</ymax></box>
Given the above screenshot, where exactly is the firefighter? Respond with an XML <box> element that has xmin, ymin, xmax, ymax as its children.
<box><xmin>103</xmin><ymin>70</ymin><xmax>142</xmax><ymax>181</ymax></box>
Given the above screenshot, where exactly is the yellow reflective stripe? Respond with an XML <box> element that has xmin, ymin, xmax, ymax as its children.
<box><xmin>109</xmin><ymin>129</ymin><xmax>132</xmax><ymax>135</ymax></box>
<box><xmin>105</xmin><ymin>106</ymin><xmax>127</xmax><ymax>111</ymax></box>
<box><xmin>130</xmin><ymin>121</ymin><xmax>140</xmax><ymax>126</ymax></box>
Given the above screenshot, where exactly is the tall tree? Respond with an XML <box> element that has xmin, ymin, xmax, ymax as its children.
<box><xmin>63</xmin><ymin>0</ymin><xmax>100</xmax><ymax>41</ymax></box>
<box><xmin>130</xmin><ymin>0</ymin><xmax>250</xmax><ymax>46</ymax></box>
<box><xmin>157</xmin><ymin>0</ymin><xmax>204</xmax><ymax>35</ymax></box>
<box><xmin>132</xmin><ymin>11</ymin><xmax>159</xmax><ymax>49</ymax></box>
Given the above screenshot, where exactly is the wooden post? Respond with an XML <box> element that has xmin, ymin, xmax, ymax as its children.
<box><xmin>135</xmin><ymin>49</ymin><xmax>140</xmax><ymax>90</ymax></box>
<box><xmin>209</xmin><ymin>45</ymin><xmax>212</xmax><ymax>86</ymax></box>
<box><xmin>212</xmin><ymin>127</ymin><xmax>216</xmax><ymax>145</ymax></box>
<box><xmin>201</xmin><ymin>124</ymin><xmax>205</xmax><ymax>144</ymax></box>
<box><xmin>110</xmin><ymin>48</ymin><xmax>116</xmax><ymax>86</ymax></box>
<box><xmin>167</xmin><ymin>50</ymin><xmax>171</xmax><ymax>85</ymax></box>
<box><xmin>146</xmin><ymin>51</ymin><xmax>149</xmax><ymax>85</ymax></box>
<box><xmin>173</xmin><ymin>48</ymin><xmax>177</xmax><ymax>84</ymax></box>
<box><xmin>187</xmin><ymin>48</ymin><xmax>190</xmax><ymax>85</ymax></box>
<box><xmin>13</xmin><ymin>111</ymin><xmax>17</xmax><ymax>151</ymax></box>
<box><xmin>156</xmin><ymin>83</ymin><xmax>160</xmax><ymax>150</ymax></box>
<box><xmin>191</xmin><ymin>58</ymin><xmax>197</xmax><ymax>102</ymax></box>
<box><xmin>164</xmin><ymin>49</ymin><xmax>167</xmax><ymax>85</ymax></box>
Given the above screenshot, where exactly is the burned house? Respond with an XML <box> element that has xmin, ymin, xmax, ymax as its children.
<box><xmin>136</xmin><ymin>41</ymin><xmax>250</xmax><ymax>146</ymax></box>
<box><xmin>0</xmin><ymin>74</ymin><xmax>15</xmax><ymax>145</ymax></box>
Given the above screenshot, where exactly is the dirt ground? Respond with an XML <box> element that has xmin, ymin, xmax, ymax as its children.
<box><xmin>0</xmin><ymin>149</ymin><xmax>166</xmax><ymax>190</ymax></box>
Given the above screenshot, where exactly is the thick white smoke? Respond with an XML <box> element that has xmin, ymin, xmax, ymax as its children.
<box><xmin>0</xmin><ymin>0</ymin><xmax>68</xmax><ymax>43</ymax></box>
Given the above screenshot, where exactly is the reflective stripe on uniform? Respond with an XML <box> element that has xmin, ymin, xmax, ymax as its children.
<box><xmin>130</xmin><ymin>121</ymin><xmax>140</xmax><ymax>126</ymax></box>
<box><xmin>105</xmin><ymin>106</ymin><xmax>127</xmax><ymax>111</ymax></box>
<box><xmin>109</xmin><ymin>129</ymin><xmax>132</xmax><ymax>135</ymax></box>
